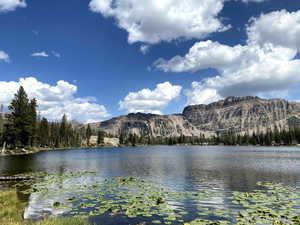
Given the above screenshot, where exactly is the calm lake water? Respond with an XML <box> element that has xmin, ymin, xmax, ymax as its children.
<box><xmin>1</xmin><ymin>146</ymin><xmax>300</xmax><ymax>224</ymax></box>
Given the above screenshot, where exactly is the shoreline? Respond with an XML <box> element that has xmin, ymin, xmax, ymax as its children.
<box><xmin>1</xmin><ymin>143</ymin><xmax>300</xmax><ymax>157</ymax></box>
<box><xmin>0</xmin><ymin>145</ymin><xmax>118</xmax><ymax>157</ymax></box>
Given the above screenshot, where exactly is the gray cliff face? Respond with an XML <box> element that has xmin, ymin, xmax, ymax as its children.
<box><xmin>91</xmin><ymin>97</ymin><xmax>300</xmax><ymax>137</ymax></box>
<box><xmin>90</xmin><ymin>113</ymin><xmax>201</xmax><ymax>138</ymax></box>
<box><xmin>183</xmin><ymin>96</ymin><xmax>300</xmax><ymax>134</ymax></box>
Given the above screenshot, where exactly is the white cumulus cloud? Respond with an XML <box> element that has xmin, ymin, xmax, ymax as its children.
<box><xmin>159</xmin><ymin>42</ymin><xmax>300</xmax><ymax>105</ymax></box>
<box><xmin>119</xmin><ymin>82</ymin><xmax>182</xmax><ymax>114</ymax></box>
<box><xmin>155</xmin><ymin>10</ymin><xmax>300</xmax><ymax>105</ymax></box>
<box><xmin>155</xmin><ymin>41</ymin><xmax>245</xmax><ymax>73</ymax></box>
<box><xmin>0</xmin><ymin>77</ymin><xmax>109</xmax><ymax>122</ymax></box>
<box><xmin>0</xmin><ymin>50</ymin><xmax>9</xmax><ymax>62</ymax></box>
<box><xmin>247</xmin><ymin>10</ymin><xmax>300</xmax><ymax>51</ymax></box>
<box><xmin>89</xmin><ymin>0</ymin><xmax>229</xmax><ymax>44</ymax></box>
<box><xmin>185</xmin><ymin>83</ymin><xmax>222</xmax><ymax>106</ymax></box>
<box><xmin>89</xmin><ymin>0</ymin><xmax>266</xmax><ymax>44</ymax></box>
<box><xmin>31</xmin><ymin>52</ymin><xmax>49</xmax><ymax>57</ymax></box>
<box><xmin>0</xmin><ymin>0</ymin><xmax>26</xmax><ymax>12</ymax></box>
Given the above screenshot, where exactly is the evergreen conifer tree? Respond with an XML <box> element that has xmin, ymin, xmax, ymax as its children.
<box><xmin>7</xmin><ymin>86</ymin><xmax>32</xmax><ymax>148</ymax></box>
<box><xmin>86</xmin><ymin>124</ymin><xmax>92</xmax><ymax>146</ymax></box>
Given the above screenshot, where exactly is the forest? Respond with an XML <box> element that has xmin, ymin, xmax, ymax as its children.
<box><xmin>120</xmin><ymin>128</ymin><xmax>300</xmax><ymax>147</ymax></box>
<box><xmin>0</xmin><ymin>86</ymin><xmax>98</xmax><ymax>151</ymax></box>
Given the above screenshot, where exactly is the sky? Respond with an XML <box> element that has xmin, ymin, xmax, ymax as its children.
<box><xmin>0</xmin><ymin>0</ymin><xmax>300</xmax><ymax>123</ymax></box>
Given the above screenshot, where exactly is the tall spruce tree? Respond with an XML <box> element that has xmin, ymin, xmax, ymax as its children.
<box><xmin>59</xmin><ymin>114</ymin><xmax>68</xmax><ymax>147</ymax></box>
<box><xmin>97</xmin><ymin>130</ymin><xmax>105</xmax><ymax>145</ymax></box>
<box><xmin>86</xmin><ymin>124</ymin><xmax>92</xmax><ymax>146</ymax></box>
<box><xmin>0</xmin><ymin>104</ymin><xmax>4</xmax><ymax>145</ymax></box>
<box><xmin>39</xmin><ymin>118</ymin><xmax>49</xmax><ymax>147</ymax></box>
<box><xmin>6</xmin><ymin>86</ymin><xmax>32</xmax><ymax>148</ymax></box>
<box><xmin>28</xmin><ymin>98</ymin><xmax>38</xmax><ymax>147</ymax></box>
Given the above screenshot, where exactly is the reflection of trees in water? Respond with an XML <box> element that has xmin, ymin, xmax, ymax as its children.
<box><xmin>0</xmin><ymin>155</ymin><xmax>36</xmax><ymax>176</ymax></box>
<box><xmin>16</xmin><ymin>182</ymin><xmax>32</xmax><ymax>203</ymax></box>
<box><xmin>0</xmin><ymin>178</ymin><xmax>39</xmax><ymax>220</ymax></box>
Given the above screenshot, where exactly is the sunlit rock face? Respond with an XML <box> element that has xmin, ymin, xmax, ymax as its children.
<box><xmin>90</xmin><ymin>97</ymin><xmax>300</xmax><ymax>138</ymax></box>
<box><xmin>91</xmin><ymin>113</ymin><xmax>202</xmax><ymax>138</ymax></box>
<box><xmin>183</xmin><ymin>96</ymin><xmax>300</xmax><ymax>135</ymax></box>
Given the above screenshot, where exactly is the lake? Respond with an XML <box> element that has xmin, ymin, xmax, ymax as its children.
<box><xmin>1</xmin><ymin>146</ymin><xmax>300</xmax><ymax>224</ymax></box>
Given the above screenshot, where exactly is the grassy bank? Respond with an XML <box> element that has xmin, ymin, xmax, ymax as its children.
<box><xmin>0</xmin><ymin>189</ymin><xmax>89</xmax><ymax>225</ymax></box>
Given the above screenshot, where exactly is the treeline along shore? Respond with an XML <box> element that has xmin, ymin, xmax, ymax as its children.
<box><xmin>0</xmin><ymin>86</ymin><xmax>100</xmax><ymax>155</ymax></box>
<box><xmin>117</xmin><ymin>128</ymin><xmax>300</xmax><ymax>147</ymax></box>
<box><xmin>1</xmin><ymin>87</ymin><xmax>300</xmax><ymax>156</ymax></box>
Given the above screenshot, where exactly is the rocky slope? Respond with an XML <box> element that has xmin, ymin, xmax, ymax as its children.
<box><xmin>183</xmin><ymin>96</ymin><xmax>300</xmax><ymax>135</ymax></box>
<box><xmin>90</xmin><ymin>113</ymin><xmax>202</xmax><ymax>138</ymax></box>
<box><xmin>90</xmin><ymin>96</ymin><xmax>300</xmax><ymax>138</ymax></box>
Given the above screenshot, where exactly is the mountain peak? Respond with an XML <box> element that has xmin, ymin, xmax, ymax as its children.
<box><xmin>91</xmin><ymin>96</ymin><xmax>300</xmax><ymax>138</ymax></box>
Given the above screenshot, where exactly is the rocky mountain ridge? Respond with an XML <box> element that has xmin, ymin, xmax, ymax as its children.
<box><xmin>90</xmin><ymin>96</ymin><xmax>300</xmax><ymax>138</ymax></box>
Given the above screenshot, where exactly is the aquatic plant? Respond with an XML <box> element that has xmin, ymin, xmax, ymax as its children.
<box><xmin>8</xmin><ymin>171</ymin><xmax>300</xmax><ymax>225</ymax></box>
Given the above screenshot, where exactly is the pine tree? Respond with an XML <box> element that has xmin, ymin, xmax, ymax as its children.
<box><xmin>28</xmin><ymin>98</ymin><xmax>38</xmax><ymax>147</ymax></box>
<box><xmin>39</xmin><ymin>118</ymin><xmax>49</xmax><ymax>147</ymax></box>
<box><xmin>250</xmin><ymin>132</ymin><xmax>257</xmax><ymax>145</ymax></box>
<box><xmin>119</xmin><ymin>133</ymin><xmax>125</xmax><ymax>145</ymax></box>
<box><xmin>295</xmin><ymin>128</ymin><xmax>300</xmax><ymax>143</ymax></box>
<box><xmin>59</xmin><ymin>114</ymin><xmax>68</xmax><ymax>147</ymax></box>
<box><xmin>0</xmin><ymin>104</ymin><xmax>4</xmax><ymax>145</ymax></box>
<box><xmin>274</xmin><ymin>125</ymin><xmax>280</xmax><ymax>145</ymax></box>
<box><xmin>6</xmin><ymin>86</ymin><xmax>32</xmax><ymax>148</ymax></box>
<box><xmin>86</xmin><ymin>124</ymin><xmax>92</xmax><ymax>146</ymax></box>
<box><xmin>97</xmin><ymin>130</ymin><xmax>105</xmax><ymax>145</ymax></box>
<box><xmin>128</xmin><ymin>133</ymin><xmax>137</xmax><ymax>146</ymax></box>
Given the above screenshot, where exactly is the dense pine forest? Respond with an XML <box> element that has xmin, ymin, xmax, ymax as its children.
<box><xmin>0</xmin><ymin>86</ymin><xmax>93</xmax><ymax>151</ymax></box>
<box><xmin>119</xmin><ymin>129</ymin><xmax>300</xmax><ymax>147</ymax></box>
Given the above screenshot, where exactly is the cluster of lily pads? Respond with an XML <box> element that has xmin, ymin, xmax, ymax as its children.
<box><xmin>11</xmin><ymin>172</ymin><xmax>300</xmax><ymax>225</ymax></box>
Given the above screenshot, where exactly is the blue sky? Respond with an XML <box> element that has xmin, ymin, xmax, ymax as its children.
<box><xmin>0</xmin><ymin>0</ymin><xmax>300</xmax><ymax>122</ymax></box>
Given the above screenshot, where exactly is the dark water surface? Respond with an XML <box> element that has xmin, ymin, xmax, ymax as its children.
<box><xmin>1</xmin><ymin>146</ymin><xmax>300</xmax><ymax>224</ymax></box>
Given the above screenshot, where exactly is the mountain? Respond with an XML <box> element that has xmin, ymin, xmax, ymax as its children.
<box><xmin>90</xmin><ymin>96</ymin><xmax>300</xmax><ymax>138</ymax></box>
<box><xmin>89</xmin><ymin>113</ymin><xmax>202</xmax><ymax>138</ymax></box>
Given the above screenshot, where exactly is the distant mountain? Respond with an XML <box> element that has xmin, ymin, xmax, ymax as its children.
<box><xmin>89</xmin><ymin>113</ymin><xmax>202</xmax><ymax>138</ymax></box>
<box><xmin>89</xmin><ymin>96</ymin><xmax>300</xmax><ymax>138</ymax></box>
